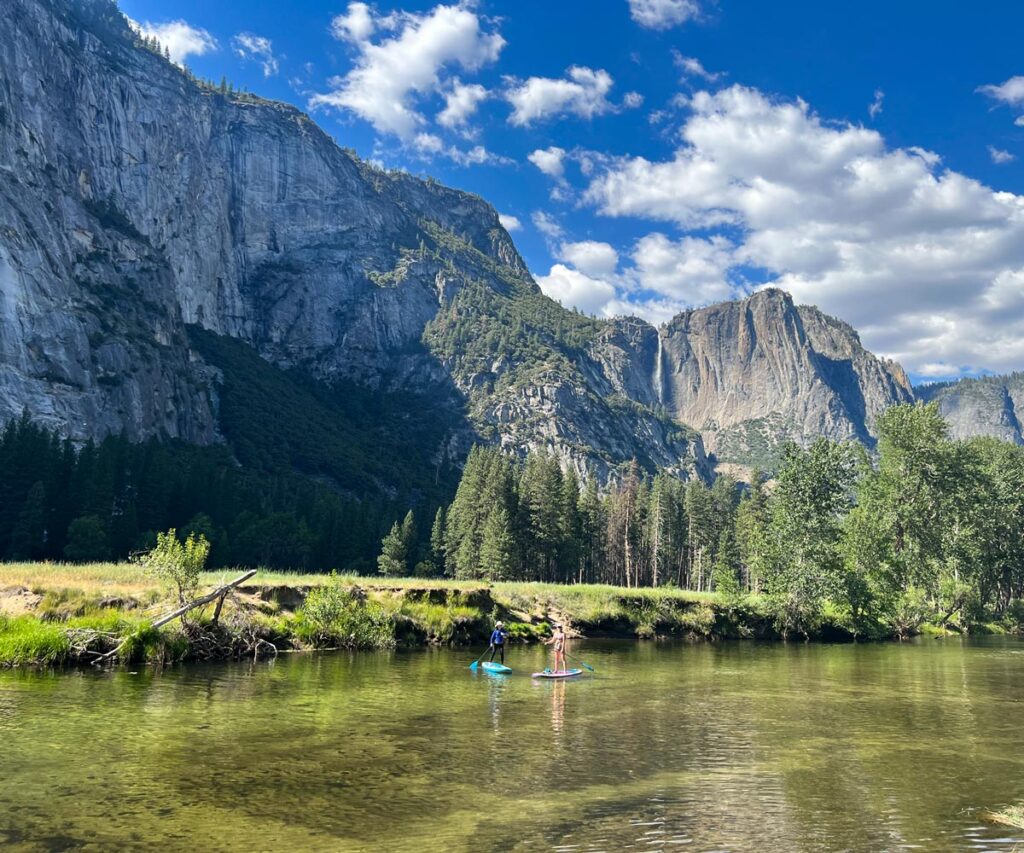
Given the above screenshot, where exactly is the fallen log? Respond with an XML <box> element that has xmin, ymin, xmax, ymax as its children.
<box><xmin>92</xmin><ymin>569</ymin><xmax>258</xmax><ymax>665</ymax></box>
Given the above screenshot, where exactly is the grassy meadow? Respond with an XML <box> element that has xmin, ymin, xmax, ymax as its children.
<box><xmin>0</xmin><ymin>562</ymin><xmax>752</xmax><ymax>668</ymax></box>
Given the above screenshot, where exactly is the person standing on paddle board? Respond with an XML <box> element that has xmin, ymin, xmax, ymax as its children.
<box><xmin>487</xmin><ymin>621</ymin><xmax>508</xmax><ymax>665</ymax></box>
<box><xmin>544</xmin><ymin>624</ymin><xmax>567</xmax><ymax>673</ymax></box>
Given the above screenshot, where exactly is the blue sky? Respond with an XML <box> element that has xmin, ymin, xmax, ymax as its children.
<box><xmin>121</xmin><ymin>0</ymin><xmax>1024</xmax><ymax>382</ymax></box>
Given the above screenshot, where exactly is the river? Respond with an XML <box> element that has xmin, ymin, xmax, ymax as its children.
<box><xmin>1</xmin><ymin>638</ymin><xmax>1023</xmax><ymax>851</ymax></box>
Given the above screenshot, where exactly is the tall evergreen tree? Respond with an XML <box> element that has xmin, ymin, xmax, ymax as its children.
<box><xmin>479</xmin><ymin>504</ymin><xmax>516</xmax><ymax>580</ymax></box>
<box><xmin>378</xmin><ymin>511</ymin><xmax>414</xmax><ymax>576</ymax></box>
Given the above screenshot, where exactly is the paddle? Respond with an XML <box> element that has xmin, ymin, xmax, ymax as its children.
<box><xmin>469</xmin><ymin>647</ymin><xmax>492</xmax><ymax>670</ymax></box>
<box><xmin>564</xmin><ymin>650</ymin><xmax>595</xmax><ymax>672</ymax></box>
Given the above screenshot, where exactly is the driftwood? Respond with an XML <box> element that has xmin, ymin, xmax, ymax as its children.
<box><xmin>92</xmin><ymin>569</ymin><xmax>257</xmax><ymax>665</ymax></box>
<box><xmin>150</xmin><ymin>569</ymin><xmax>257</xmax><ymax>629</ymax></box>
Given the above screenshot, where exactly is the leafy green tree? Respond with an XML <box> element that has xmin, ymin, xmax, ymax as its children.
<box><xmin>140</xmin><ymin>528</ymin><xmax>211</xmax><ymax>605</ymax></box>
<box><xmin>233</xmin><ymin>513</ymin><xmax>314</xmax><ymax>570</ymax></box>
<box><xmin>63</xmin><ymin>515</ymin><xmax>110</xmax><ymax>562</ymax></box>
<box><xmin>843</xmin><ymin>403</ymin><xmax>975</xmax><ymax>633</ymax></box>
<box><xmin>765</xmin><ymin>440</ymin><xmax>858</xmax><ymax>637</ymax></box>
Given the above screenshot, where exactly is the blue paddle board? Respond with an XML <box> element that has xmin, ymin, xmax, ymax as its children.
<box><xmin>532</xmin><ymin>668</ymin><xmax>583</xmax><ymax>679</ymax></box>
<box><xmin>482</xmin><ymin>661</ymin><xmax>512</xmax><ymax>674</ymax></box>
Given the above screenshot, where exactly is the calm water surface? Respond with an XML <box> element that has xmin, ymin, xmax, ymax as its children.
<box><xmin>1</xmin><ymin>639</ymin><xmax>1023</xmax><ymax>852</ymax></box>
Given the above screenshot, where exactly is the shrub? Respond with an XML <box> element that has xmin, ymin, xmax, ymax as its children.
<box><xmin>1005</xmin><ymin>600</ymin><xmax>1024</xmax><ymax>632</ymax></box>
<box><xmin>138</xmin><ymin>528</ymin><xmax>210</xmax><ymax>605</ymax></box>
<box><xmin>887</xmin><ymin>586</ymin><xmax>931</xmax><ymax>639</ymax></box>
<box><xmin>678</xmin><ymin>603</ymin><xmax>716</xmax><ymax>636</ymax></box>
<box><xmin>298</xmin><ymin>580</ymin><xmax>395</xmax><ymax>648</ymax></box>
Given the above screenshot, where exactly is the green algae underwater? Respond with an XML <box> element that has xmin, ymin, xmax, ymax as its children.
<box><xmin>1</xmin><ymin>638</ymin><xmax>1023</xmax><ymax>852</ymax></box>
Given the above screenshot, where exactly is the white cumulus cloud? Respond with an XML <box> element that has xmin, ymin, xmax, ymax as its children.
<box><xmin>631</xmin><ymin>233</ymin><xmax>734</xmax><ymax>303</ymax></box>
<box><xmin>582</xmin><ymin>84</ymin><xmax>1024</xmax><ymax>376</ymax></box>
<box><xmin>528</xmin><ymin>146</ymin><xmax>567</xmax><ymax>179</ymax></box>
<box><xmin>437</xmin><ymin>79</ymin><xmax>489</xmax><ymax>130</ymax></box>
<box><xmin>311</xmin><ymin>3</ymin><xmax>504</xmax><ymax>140</ymax></box>
<box><xmin>128</xmin><ymin>18</ymin><xmax>217</xmax><ymax>65</ymax></box>
<box><xmin>535</xmin><ymin>264</ymin><xmax>617</xmax><ymax>316</ymax></box>
<box><xmin>331</xmin><ymin>2</ymin><xmax>376</xmax><ymax>43</ymax></box>
<box><xmin>506</xmin><ymin>67</ymin><xmax>615</xmax><ymax>126</ymax></box>
<box><xmin>411</xmin><ymin>132</ymin><xmax>508</xmax><ymax>166</ymax></box>
<box><xmin>628</xmin><ymin>0</ymin><xmax>701</xmax><ymax>29</ymax></box>
<box><xmin>233</xmin><ymin>32</ymin><xmax>279</xmax><ymax>77</ymax></box>
<box><xmin>558</xmin><ymin>240</ymin><xmax>620</xmax><ymax>278</ymax></box>
<box><xmin>499</xmin><ymin>214</ymin><xmax>522</xmax><ymax>232</ymax></box>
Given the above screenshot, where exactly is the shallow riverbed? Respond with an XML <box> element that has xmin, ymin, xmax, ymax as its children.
<box><xmin>2</xmin><ymin>638</ymin><xmax>1023</xmax><ymax>851</ymax></box>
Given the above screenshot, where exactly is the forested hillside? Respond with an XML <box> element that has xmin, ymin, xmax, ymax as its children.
<box><xmin>400</xmin><ymin>402</ymin><xmax>1024</xmax><ymax>637</ymax></box>
<box><xmin>0</xmin><ymin>417</ymin><xmax>418</xmax><ymax>572</ymax></box>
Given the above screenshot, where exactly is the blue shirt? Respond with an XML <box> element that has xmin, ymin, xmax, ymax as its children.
<box><xmin>490</xmin><ymin>628</ymin><xmax>506</xmax><ymax>645</ymax></box>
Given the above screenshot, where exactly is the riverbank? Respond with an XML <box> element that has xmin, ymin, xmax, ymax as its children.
<box><xmin>984</xmin><ymin>804</ymin><xmax>1024</xmax><ymax>830</ymax></box>
<box><xmin>1</xmin><ymin>563</ymin><xmax>1020</xmax><ymax>667</ymax></box>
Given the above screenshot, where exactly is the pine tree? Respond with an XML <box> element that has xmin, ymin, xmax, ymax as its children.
<box><xmin>557</xmin><ymin>466</ymin><xmax>582</xmax><ymax>582</ymax></box>
<box><xmin>712</xmin><ymin>526</ymin><xmax>741</xmax><ymax>599</ymax></box>
<box><xmin>10</xmin><ymin>480</ymin><xmax>46</xmax><ymax>560</ymax></box>
<box><xmin>577</xmin><ymin>476</ymin><xmax>604</xmax><ymax>584</ymax></box>
<box><xmin>378</xmin><ymin>511</ymin><xmax>414</xmax><ymax>576</ymax></box>
<box><xmin>519</xmin><ymin>452</ymin><xmax>565</xmax><ymax>582</ymax></box>
<box><xmin>647</xmin><ymin>474</ymin><xmax>671</xmax><ymax>586</ymax></box>
<box><xmin>430</xmin><ymin>506</ymin><xmax>446</xmax><ymax>573</ymax></box>
<box><xmin>684</xmin><ymin>480</ymin><xmax>714</xmax><ymax>591</ymax></box>
<box><xmin>735</xmin><ymin>474</ymin><xmax>769</xmax><ymax>593</ymax></box>
<box><xmin>479</xmin><ymin>504</ymin><xmax>515</xmax><ymax>580</ymax></box>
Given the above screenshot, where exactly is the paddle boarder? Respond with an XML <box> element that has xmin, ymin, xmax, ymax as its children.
<box><xmin>487</xmin><ymin>621</ymin><xmax>508</xmax><ymax>665</ymax></box>
<box><xmin>544</xmin><ymin>623</ymin><xmax>567</xmax><ymax>673</ymax></box>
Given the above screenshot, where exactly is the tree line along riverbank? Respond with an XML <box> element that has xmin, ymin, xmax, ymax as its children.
<box><xmin>4</xmin><ymin>403</ymin><xmax>1024</xmax><ymax>650</ymax></box>
<box><xmin>1</xmin><ymin>563</ymin><xmax>1022</xmax><ymax>669</ymax></box>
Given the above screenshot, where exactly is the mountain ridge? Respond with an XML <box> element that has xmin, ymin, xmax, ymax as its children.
<box><xmin>1</xmin><ymin>0</ymin><xmax>1011</xmax><ymax>492</ymax></box>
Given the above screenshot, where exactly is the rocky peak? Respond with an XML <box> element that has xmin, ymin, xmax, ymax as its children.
<box><xmin>585</xmin><ymin>289</ymin><xmax>914</xmax><ymax>469</ymax></box>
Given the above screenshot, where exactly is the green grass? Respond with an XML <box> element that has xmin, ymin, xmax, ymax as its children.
<box><xmin>0</xmin><ymin>615</ymin><xmax>71</xmax><ymax>666</ymax></box>
<box><xmin>390</xmin><ymin>600</ymin><xmax>487</xmax><ymax>644</ymax></box>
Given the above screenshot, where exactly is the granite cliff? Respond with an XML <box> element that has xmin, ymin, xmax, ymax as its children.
<box><xmin>918</xmin><ymin>373</ymin><xmax>1024</xmax><ymax>445</ymax></box>
<box><xmin>0</xmin><ymin>0</ymin><xmax>939</xmax><ymax>488</ymax></box>
<box><xmin>586</xmin><ymin>290</ymin><xmax>913</xmax><ymax>467</ymax></box>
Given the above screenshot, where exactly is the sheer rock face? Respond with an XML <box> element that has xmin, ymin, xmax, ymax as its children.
<box><xmin>0</xmin><ymin>0</ymin><xmax>950</xmax><ymax>481</ymax></box>
<box><xmin>918</xmin><ymin>374</ymin><xmax>1024</xmax><ymax>445</ymax></box>
<box><xmin>0</xmin><ymin>0</ymin><xmax>711</xmax><ymax>480</ymax></box>
<box><xmin>588</xmin><ymin>290</ymin><xmax>914</xmax><ymax>465</ymax></box>
<box><xmin>0</xmin><ymin>0</ymin><xmax>517</xmax><ymax>439</ymax></box>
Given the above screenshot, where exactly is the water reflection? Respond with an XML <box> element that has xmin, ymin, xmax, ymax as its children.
<box><xmin>553</xmin><ymin>679</ymin><xmax>566</xmax><ymax>738</ymax></box>
<box><xmin>0</xmin><ymin>639</ymin><xmax>1022</xmax><ymax>851</ymax></box>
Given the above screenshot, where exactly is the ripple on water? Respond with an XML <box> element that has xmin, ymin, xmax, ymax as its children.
<box><xmin>0</xmin><ymin>640</ymin><xmax>1023</xmax><ymax>851</ymax></box>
